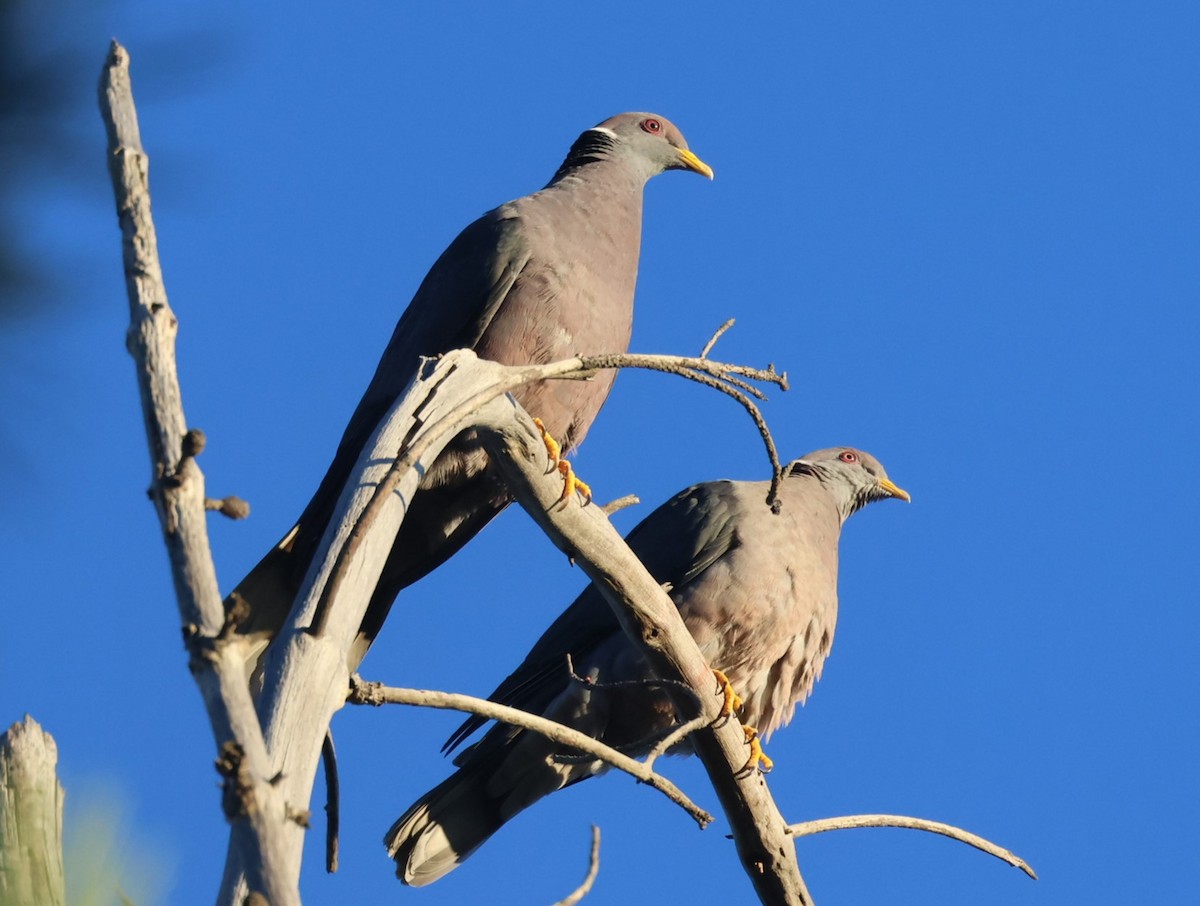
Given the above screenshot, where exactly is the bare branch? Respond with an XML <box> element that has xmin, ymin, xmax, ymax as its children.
<box><xmin>787</xmin><ymin>814</ymin><xmax>1038</xmax><ymax>880</ymax></box>
<box><xmin>321</xmin><ymin>732</ymin><xmax>339</xmax><ymax>873</ymax></box>
<box><xmin>599</xmin><ymin>494</ymin><xmax>640</xmax><ymax>516</ymax></box>
<box><xmin>700</xmin><ymin>318</ymin><xmax>736</xmax><ymax>358</ymax></box>
<box><xmin>644</xmin><ymin>713</ymin><xmax>711</xmax><ymax>768</ymax></box>
<box><xmin>347</xmin><ymin>677</ymin><xmax>713</xmax><ymax>827</ymax></box>
<box><xmin>550</xmin><ymin>658</ymin><xmax>708</xmax><ymax>765</ymax></box>
<box><xmin>312</xmin><ymin>346</ymin><xmax>789</xmax><ymax>635</ymax></box>
<box><xmin>561</xmin><ymin>352</ymin><xmax>787</xmax><ymax>510</ymax></box>
<box><xmin>553</xmin><ymin>826</ymin><xmax>601</xmax><ymax>906</ymax></box>
<box><xmin>99</xmin><ymin>41</ymin><xmax>298</xmax><ymax>906</ymax></box>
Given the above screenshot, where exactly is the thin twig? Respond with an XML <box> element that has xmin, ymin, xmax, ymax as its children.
<box><xmin>644</xmin><ymin>714</ymin><xmax>710</xmax><ymax>768</ymax></box>
<box><xmin>786</xmin><ymin>814</ymin><xmax>1038</xmax><ymax>880</ymax></box>
<box><xmin>567</xmin><ymin>353</ymin><xmax>787</xmax><ymax>509</ymax></box>
<box><xmin>553</xmin><ymin>826</ymin><xmax>602</xmax><ymax>906</ymax></box>
<box><xmin>715</xmin><ymin>370</ymin><xmax>769</xmax><ymax>401</ymax></box>
<box><xmin>321</xmin><ymin>731</ymin><xmax>339</xmax><ymax>874</ymax></box>
<box><xmin>551</xmin><ymin>657</ymin><xmax>708</xmax><ymax>766</ymax></box>
<box><xmin>700</xmin><ymin>319</ymin><xmax>736</xmax><ymax>359</ymax></box>
<box><xmin>599</xmin><ymin>494</ymin><xmax>640</xmax><ymax>516</ymax></box>
<box><xmin>347</xmin><ymin>676</ymin><xmax>713</xmax><ymax>827</ymax></box>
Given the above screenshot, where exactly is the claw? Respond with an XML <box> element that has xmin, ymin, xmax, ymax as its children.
<box><xmin>741</xmin><ymin>725</ymin><xmax>774</xmax><ymax>774</ymax></box>
<box><xmin>557</xmin><ymin>460</ymin><xmax>593</xmax><ymax>503</ymax></box>
<box><xmin>533</xmin><ymin>417</ymin><xmax>591</xmax><ymax>503</ymax></box>
<box><xmin>712</xmin><ymin>668</ymin><xmax>743</xmax><ymax>717</ymax></box>
<box><xmin>533</xmin><ymin>418</ymin><xmax>562</xmax><ymax>465</ymax></box>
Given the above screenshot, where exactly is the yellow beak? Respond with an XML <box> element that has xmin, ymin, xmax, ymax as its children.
<box><xmin>676</xmin><ymin>148</ymin><xmax>715</xmax><ymax>180</ymax></box>
<box><xmin>878</xmin><ymin>478</ymin><xmax>912</xmax><ymax>503</ymax></box>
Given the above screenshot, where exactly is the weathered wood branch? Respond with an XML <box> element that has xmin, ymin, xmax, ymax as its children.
<box><xmin>99</xmin><ymin>40</ymin><xmax>299</xmax><ymax>906</ymax></box>
<box><xmin>347</xmin><ymin>677</ymin><xmax>713</xmax><ymax>826</ymax></box>
<box><xmin>0</xmin><ymin>717</ymin><xmax>65</xmax><ymax>906</ymax></box>
<box><xmin>222</xmin><ymin>349</ymin><xmax>804</xmax><ymax>903</ymax></box>
<box><xmin>553</xmin><ymin>826</ymin><xmax>601</xmax><ymax>906</ymax></box>
<box><xmin>787</xmin><ymin>814</ymin><xmax>1038</xmax><ymax>880</ymax></box>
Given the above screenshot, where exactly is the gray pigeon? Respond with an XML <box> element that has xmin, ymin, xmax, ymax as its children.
<box><xmin>229</xmin><ymin>113</ymin><xmax>712</xmax><ymax>667</ymax></box>
<box><xmin>385</xmin><ymin>447</ymin><xmax>910</xmax><ymax>886</ymax></box>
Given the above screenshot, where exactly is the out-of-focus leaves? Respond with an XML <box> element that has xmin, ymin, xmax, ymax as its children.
<box><xmin>0</xmin><ymin>0</ymin><xmax>87</xmax><ymax>320</ymax></box>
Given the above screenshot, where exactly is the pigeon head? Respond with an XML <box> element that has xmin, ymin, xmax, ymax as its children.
<box><xmin>788</xmin><ymin>447</ymin><xmax>911</xmax><ymax>519</ymax></box>
<box><xmin>551</xmin><ymin>112</ymin><xmax>714</xmax><ymax>184</ymax></box>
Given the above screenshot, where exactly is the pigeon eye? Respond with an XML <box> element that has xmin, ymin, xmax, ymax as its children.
<box><xmin>838</xmin><ymin>450</ymin><xmax>858</xmax><ymax>464</ymax></box>
<box><xmin>641</xmin><ymin>118</ymin><xmax>663</xmax><ymax>135</ymax></box>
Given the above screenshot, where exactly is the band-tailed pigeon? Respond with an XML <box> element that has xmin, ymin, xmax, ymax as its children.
<box><xmin>385</xmin><ymin>447</ymin><xmax>910</xmax><ymax>886</ymax></box>
<box><xmin>229</xmin><ymin>113</ymin><xmax>712</xmax><ymax>667</ymax></box>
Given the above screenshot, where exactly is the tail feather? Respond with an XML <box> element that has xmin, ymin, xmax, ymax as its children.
<box><xmin>385</xmin><ymin>760</ymin><xmax>547</xmax><ymax>887</ymax></box>
<box><xmin>386</xmin><ymin>724</ymin><xmax>598</xmax><ymax>886</ymax></box>
<box><xmin>385</xmin><ymin>770</ymin><xmax>498</xmax><ymax>887</ymax></box>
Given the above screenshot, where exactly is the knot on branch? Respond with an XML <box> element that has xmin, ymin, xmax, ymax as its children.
<box><xmin>159</xmin><ymin>428</ymin><xmax>205</xmax><ymax>496</ymax></box>
<box><xmin>181</xmin><ymin>427</ymin><xmax>206</xmax><ymax>458</ymax></box>
<box><xmin>181</xmin><ymin>594</ymin><xmax>250</xmax><ymax>669</ymax></box>
<box><xmin>206</xmin><ymin>495</ymin><xmax>251</xmax><ymax>519</ymax></box>
<box><xmin>215</xmin><ymin>741</ymin><xmax>256</xmax><ymax>820</ymax></box>
<box><xmin>347</xmin><ymin>674</ymin><xmax>386</xmax><ymax>706</ymax></box>
<box><xmin>287</xmin><ymin>806</ymin><xmax>312</xmax><ymax>828</ymax></box>
<box><xmin>222</xmin><ymin>592</ymin><xmax>251</xmax><ymax>637</ymax></box>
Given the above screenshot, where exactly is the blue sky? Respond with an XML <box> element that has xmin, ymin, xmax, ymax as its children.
<box><xmin>2</xmin><ymin>2</ymin><xmax>1197</xmax><ymax>904</ymax></box>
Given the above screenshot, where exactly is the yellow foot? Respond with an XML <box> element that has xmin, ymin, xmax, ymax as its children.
<box><xmin>741</xmin><ymin>725</ymin><xmax>774</xmax><ymax>774</ymax></box>
<box><xmin>533</xmin><ymin>417</ymin><xmax>592</xmax><ymax>503</ymax></box>
<box><xmin>712</xmin><ymin>668</ymin><xmax>744</xmax><ymax>717</ymax></box>
<box><xmin>556</xmin><ymin>459</ymin><xmax>593</xmax><ymax>503</ymax></box>
<box><xmin>533</xmin><ymin>418</ymin><xmax>562</xmax><ymax>463</ymax></box>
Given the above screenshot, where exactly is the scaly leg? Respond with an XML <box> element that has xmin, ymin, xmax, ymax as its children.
<box><xmin>533</xmin><ymin>417</ymin><xmax>592</xmax><ymax>503</ymax></box>
<box><xmin>712</xmin><ymin>668</ymin><xmax>744</xmax><ymax>717</ymax></box>
<box><xmin>741</xmin><ymin>725</ymin><xmax>774</xmax><ymax>774</ymax></box>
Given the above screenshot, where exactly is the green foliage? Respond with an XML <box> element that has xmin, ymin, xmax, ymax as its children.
<box><xmin>63</xmin><ymin>787</ymin><xmax>172</xmax><ymax>906</ymax></box>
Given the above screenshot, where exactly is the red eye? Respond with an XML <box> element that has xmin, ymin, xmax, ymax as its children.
<box><xmin>839</xmin><ymin>450</ymin><xmax>858</xmax><ymax>464</ymax></box>
<box><xmin>641</xmin><ymin>118</ymin><xmax>663</xmax><ymax>135</ymax></box>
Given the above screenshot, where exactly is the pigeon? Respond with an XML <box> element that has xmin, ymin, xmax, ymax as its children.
<box><xmin>228</xmin><ymin>113</ymin><xmax>713</xmax><ymax>668</ymax></box>
<box><xmin>385</xmin><ymin>447</ymin><xmax>910</xmax><ymax>885</ymax></box>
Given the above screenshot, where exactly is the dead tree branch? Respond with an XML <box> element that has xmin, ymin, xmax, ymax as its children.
<box><xmin>787</xmin><ymin>814</ymin><xmax>1038</xmax><ymax>880</ymax></box>
<box><xmin>98</xmin><ymin>40</ymin><xmax>298</xmax><ymax>906</ymax></box>
<box><xmin>219</xmin><ymin>348</ymin><xmax>800</xmax><ymax>902</ymax></box>
<box><xmin>700</xmin><ymin>318</ymin><xmax>736</xmax><ymax>359</ymax></box>
<box><xmin>553</xmin><ymin>826</ymin><xmax>601</xmax><ymax>906</ymax></box>
<box><xmin>321</xmin><ymin>732</ymin><xmax>339</xmax><ymax>873</ymax></box>
<box><xmin>347</xmin><ymin>677</ymin><xmax>713</xmax><ymax>826</ymax></box>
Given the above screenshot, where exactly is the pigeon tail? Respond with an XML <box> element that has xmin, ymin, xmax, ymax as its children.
<box><xmin>386</xmin><ymin>751</ymin><xmax>575</xmax><ymax>887</ymax></box>
<box><xmin>385</xmin><ymin>767</ymin><xmax>500</xmax><ymax>887</ymax></box>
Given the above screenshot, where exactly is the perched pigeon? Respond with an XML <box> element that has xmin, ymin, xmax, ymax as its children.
<box><xmin>229</xmin><ymin>113</ymin><xmax>712</xmax><ymax>667</ymax></box>
<box><xmin>385</xmin><ymin>447</ymin><xmax>910</xmax><ymax>886</ymax></box>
